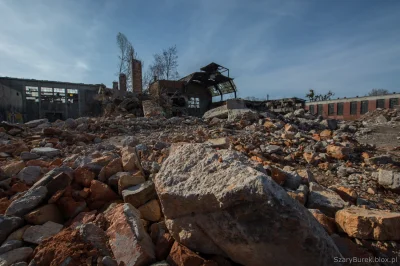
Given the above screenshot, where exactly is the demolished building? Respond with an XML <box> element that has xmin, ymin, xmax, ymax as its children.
<box><xmin>0</xmin><ymin>58</ymin><xmax>144</xmax><ymax>123</ymax></box>
<box><xmin>148</xmin><ymin>62</ymin><xmax>237</xmax><ymax>117</ymax></box>
<box><xmin>238</xmin><ymin>97</ymin><xmax>306</xmax><ymax>113</ymax></box>
<box><xmin>0</xmin><ymin>77</ymin><xmax>103</xmax><ymax>123</ymax></box>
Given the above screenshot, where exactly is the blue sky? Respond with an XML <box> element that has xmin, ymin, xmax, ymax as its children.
<box><xmin>0</xmin><ymin>0</ymin><xmax>399</xmax><ymax>100</ymax></box>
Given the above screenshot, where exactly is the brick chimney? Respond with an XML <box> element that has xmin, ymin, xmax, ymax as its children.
<box><xmin>131</xmin><ymin>59</ymin><xmax>142</xmax><ymax>95</ymax></box>
<box><xmin>119</xmin><ymin>73</ymin><xmax>127</xmax><ymax>92</ymax></box>
<box><xmin>112</xmin><ymin>81</ymin><xmax>118</xmax><ymax>91</ymax></box>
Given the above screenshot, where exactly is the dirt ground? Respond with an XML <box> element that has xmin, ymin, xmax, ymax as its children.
<box><xmin>357</xmin><ymin>123</ymin><xmax>400</xmax><ymax>158</ymax></box>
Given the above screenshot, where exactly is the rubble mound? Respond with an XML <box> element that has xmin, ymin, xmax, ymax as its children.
<box><xmin>0</xmin><ymin>105</ymin><xmax>400</xmax><ymax>265</ymax></box>
<box><xmin>360</xmin><ymin>108</ymin><xmax>399</xmax><ymax>124</ymax></box>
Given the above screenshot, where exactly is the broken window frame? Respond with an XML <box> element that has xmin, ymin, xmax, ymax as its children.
<box><xmin>67</xmin><ymin>89</ymin><xmax>78</xmax><ymax>94</ymax></box>
<box><xmin>360</xmin><ymin>100</ymin><xmax>368</xmax><ymax>115</ymax></box>
<box><xmin>188</xmin><ymin>97</ymin><xmax>200</xmax><ymax>109</ymax></box>
<box><xmin>376</xmin><ymin>99</ymin><xmax>385</xmax><ymax>109</ymax></box>
<box><xmin>25</xmin><ymin>86</ymin><xmax>39</xmax><ymax>102</ymax></box>
<box><xmin>328</xmin><ymin>103</ymin><xmax>334</xmax><ymax>115</ymax></box>
<box><xmin>41</xmin><ymin>87</ymin><xmax>53</xmax><ymax>102</ymax></box>
<box><xmin>337</xmin><ymin>102</ymin><xmax>344</xmax><ymax>115</ymax></box>
<box><xmin>53</xmin><ymin>88</ymin><xmax>66</xmax><ymax>103</ymax></box>
<box><xmin>389</xmin><ymin>98</ymin><xmax>399</xmax><ymax>109</ymax></box>
<box><xmin>309</xmin><ymin>105</ymin><xmax>314</xmax><ymax>114</ymax></box>
<box><xmin>350</xmin><ymin>101</ymin><xmax>357</xmax><ymax>115</ymax></box>
<box><xmin>67</xmin><ymin>89</ymin><xmax>79</xmax><ymax>104</ymax></box>
<box><xmin>317</xmin><ymin>104</ymin><xmax>323</xmax><ymax>115</ymax></box>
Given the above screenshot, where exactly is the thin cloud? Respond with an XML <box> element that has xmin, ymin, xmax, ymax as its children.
<box><xmin>0</xmin><ymin>0</ymin><xmax>399</xmax><ymax>98</ymax></box>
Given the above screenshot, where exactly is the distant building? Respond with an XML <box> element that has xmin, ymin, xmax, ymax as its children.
<box><xmin>0</xmin><ymin>77</ymin><xmax>102</xmax><ymax>122</ymax></box>
<box><xmin>305</xmin><ymin>93</ymin><xmax>400</xmax><ymax>120</ymax></box>
<box><xmin>149</xmin><ymin>62</ymin><xmax>237</xmax><ymax>117</ymax></box>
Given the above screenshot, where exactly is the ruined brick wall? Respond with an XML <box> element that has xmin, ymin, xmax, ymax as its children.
<box><xmin>132</xmin><ymin>59</ymin><xmax>142</xmax><ymax>95</ymax></box>
<box><xmin>149</xmin><ymin>82</ymin><xmax>160</xmax><ymax>99</ymax></box>
<box><xmin>142</xmin><ymin>100</ymin><xmax>163</xmax><ymax>117</ymax></box>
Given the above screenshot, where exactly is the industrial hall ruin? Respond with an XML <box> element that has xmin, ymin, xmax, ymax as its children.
<box><xmin>0</xmin><ymin>62</ymin><xmax>240</xmax><ymax>123</ymax></box>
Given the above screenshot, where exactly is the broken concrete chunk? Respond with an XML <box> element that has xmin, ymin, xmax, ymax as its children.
<box><xmin>263</xmin><ymin>144</ymin><xmax>281</xmax><ymax>154</ymax></box>
<box><xmin>155</xmin><ymin>143</ymin><xmax>341</xmax><ymax>266</ymax></box>
<box><xmin>105</xmin><ymin>203</ymin><xmax>155</xmax><ymax>266</ymax></box>
<box><xmin>378</xmin><ymin>169</ymin><xmax>400</xmax><ymax>192</ymax></box>
<box><xmin>205</xmin><ymin>138</ymin><xmax>230</xmax><ymax>149</ymax></box>
<box><xmin>73</xmin><ymin>167</ymin><xmax>95</xmax><ymax>187</ymax></box>
<box><xmin>16</xmin><ymin>166</ymin><xmax>41</xmax><ymax>185</ymax></box>
<box><xmin>326</xmin><ymin>145</ymin><xmax>351</xmax><ymax>160</ymax></box>
<box><xmin>121</xmin><ymin>146</ymin><xmax>143</xmax><ymax>173</ymax></box>
<box><xmin>121</xmin><ymin>136</ymin><xmax>139</xmax><ymax>147</ymax></box>
<box><xmin>375</xmin><ymin>114</ymin><xmax>388</xmax><ymax>124</ymax></box>
<box><xmin>99</xmin><ymin>158</ymin><xmax>122</xmax><ymax>182</ymax></box>
<box><xmin>307</xmin><ymin>182</ymin><xmax>346</xmax><ymax>217</ymax></box>
<box><xmin>1</xmin><ymin>161</ymin><xmax>25</xmax><ymax>178</ymax></box>
<box><xmin>5</xmin><ymin>226</ymin><xmax>30</xmax><ymax>243</ymax></box>
<box><xmin>122</xmin><ymin>181</ymin><xmax>156</xmax><ymax>208</ymax></box>
<box><xmin>0</xmin><ymin>247</ymin><xmax>33</xmax><ymax>266</ymax></box>
<box><xmin>0</xmin><ymin>216</ymin><xmax>24</xmax><ymax>244</ymax></box>
<box><xmin>88</xmin><ymin>180</ymin><xmax>119</xmax><ymax>210</ymax></box>
<box><xmin>24</xmin><ymin>204</ymin><xmax>63</xmax><ymax>225</ymax></box>
<box><xmin>283</xmin><ymin>170</ymin><xmax>302</xmax><ymax>190</ymax></box>
<box><xmin>286</xmin><ymin>184</ymin><xmax>308</xmax><ymax>205</ymax></box>
<box><xmin>6</xmin><ymin>186</ymin><xmax>47</xmax><ymax>217</ymax></box>
<box><xmin>202</xmin><ymin>105</ymin><xmax>228</xmax><ymax>120</ymax></box>
<box><xmin>138</xmin><ymin>199</ymin><xmax>162</xmax><ymax>222</ymax></box>
<box><xmin>79</xmin><ymin>223</ymin><xmax>111</xmax><ymax>256</ymax></box>
<box><xmin>329</xmin><ymin>185</ymin><xmax>358</xmax><ymax>204</ymax></box>
<box><xmin>0</xmin><ymin>240</ymin><xmax>23</xmax><ymax>256</ymax></box>
<box><xmin>45</xmin><ymin>172</ymin><xmax>72</xmax><ymax>197</ymax></box>
<box><xmin>30</xmin><ymin>147</ymin><xmax>61</xmax><ymax>158</ymax></box>
<box><xmin>227</xmin><ymin>108</ymin><xmax>258</xmax><ymax>122</ymax></box>
<box><xmin>335</xmin><ymin>207</ymin><xmax>400</xmax><ymax>241</ymax></box>
<box><xmin>117</xmin><ymin>172</ymin><xmax>145</xmax><ymax>195</ymax></box>
<box><xmin>24</xmin><ymin>119</ymin><xmax>48</xmax><ymax>128</ymax></box>
<box><xmin>30</xmin><ymin>166</ymin><xmax>73</xmax><ymax>190</ymax></box>
<box><xmin>309</xmin><ymin>209</ymin><xmax>336</xmax><ymax>235</ymax></box>
<box><xmin>22</xmin><ymin>221</ymin><xmax>63</xmax><ymax>244</ymax></box>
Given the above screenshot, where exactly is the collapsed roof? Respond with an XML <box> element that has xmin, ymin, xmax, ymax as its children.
<box><xmin>180</xmin><ymin>62</ymin><xmax>237</xmax><ymax>99</ymax></box>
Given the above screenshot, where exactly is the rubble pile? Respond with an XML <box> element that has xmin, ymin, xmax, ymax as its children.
<box><xmin>0</xmin><ymin>106</ymin><xmax>400</xmax><ymax>265</ymax></box>
<box><xmin>360</xmin><ymin>108</ymin><xmax>400</xmax><ymax>124</ymax></box>
<box><xmin>101</xmin><ymin>94</ymin><xmax>143</xmax><ymax>118</ymax></box>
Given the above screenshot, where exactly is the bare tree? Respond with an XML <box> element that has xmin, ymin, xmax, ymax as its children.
<box><xmin>147</xmin><ymin>45</ymin><xmax>179</xmax><ymax>80</ymax></box>
<box><xmin>142</xmin><ymin>67</ymin><xmax>154</xmax><ymax>93</ymax></box>
<box><xmin>116</xmin><ymin>32</ymin><xmax>134</xmax><ymax>91</ymax></box>
<box><xmin>368</xmin><ymin>88</ymin><xmax>390</xmax><ymax>96</ymax></box>
<box><xmin>162</xmin><ymin>45</ymin><xmax>179</xmax><ymax>80</ymax></box>
<box><xmin>149</xmin><ymin>54</ymin><xmax>165</xmax><ymax>80</ymax></box>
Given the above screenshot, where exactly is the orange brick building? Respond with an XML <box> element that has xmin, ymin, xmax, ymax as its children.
<box><xmin>305</xmin><ymin>93</ymin><xmax>400</xmax><ymax>120</ymax></box>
